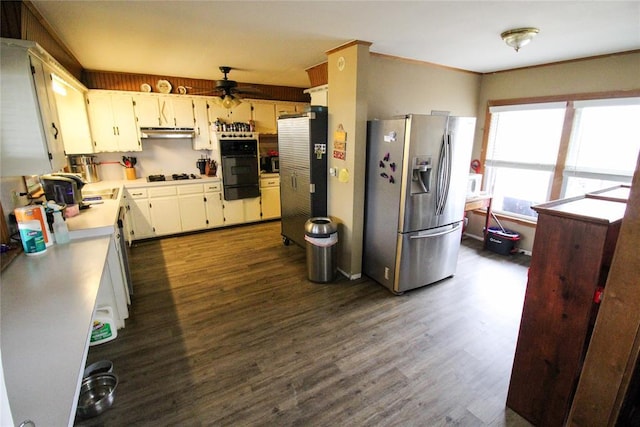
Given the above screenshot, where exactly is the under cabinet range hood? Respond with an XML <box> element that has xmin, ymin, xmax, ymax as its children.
<box><xmin>140</xmin><ymin>127</ymin><xmax>195</xmax><ymax>139</ymax></box>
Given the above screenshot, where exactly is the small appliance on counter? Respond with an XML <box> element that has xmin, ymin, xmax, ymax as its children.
<box><xmin>260</xmin><ymin>149</ymin><xmax>279</xmax><ymax>173</ymax></box>
<box><xmin>260</xmin><ymin>155</ymin><xmax>279</xmax><ymax>173</ymax></box>
<box><xmin>68</xmin><ymin>155</ymin><xmax>100</xmax><ymax>183</ymax></box>
<box><xmin>41</xmin><ymin>173</ymin><xmax>86</xmax><ymax>208</ymax></box>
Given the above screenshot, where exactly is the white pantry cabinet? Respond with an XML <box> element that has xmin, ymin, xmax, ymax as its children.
<box><xmin>0</xmin><ymin>40</ymin><xmax>66</xmax><ymax>176</ymax></box>
<box><xmin>87</xmin><ymin>91</ymin><xmax>141</xmax><ymax>152</ymax></box>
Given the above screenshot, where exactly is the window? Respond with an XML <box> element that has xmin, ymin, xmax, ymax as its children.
<box><xmin>485</xmin><ymin>103</ymin><xmax>567</xmax><ymax>219</ymax></box>
<box><xmin>563</xmin><ymin>99</ymin><xmax>640</xmax><ymax>197</ymax></box>
<box><xmin>483</xmin><ymin>96</ymin><xmax>640</xmax><ymax>221</ymax></box>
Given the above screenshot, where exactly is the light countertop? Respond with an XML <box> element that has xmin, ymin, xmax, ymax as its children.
<box><xmin>1</xmin><ymin>236</ymin><xmax>111</xmax><ymax>427</ymax></box>
<box><xmin>1</xmin><ymin>176</ymin><xmax>225</xmax><ymax>425</ymax></box>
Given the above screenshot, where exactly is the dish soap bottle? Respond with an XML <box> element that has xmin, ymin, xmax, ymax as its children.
<box><xmin>52</xmin><ymin>210</ymin><xmax>70</xmax><ymax>244</ymax></box>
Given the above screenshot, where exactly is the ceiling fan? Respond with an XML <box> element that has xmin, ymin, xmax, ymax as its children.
<box><xmin>207</xmin><ymin>66</ymin><xmax>262</xmax><ymax>109</ymax></box>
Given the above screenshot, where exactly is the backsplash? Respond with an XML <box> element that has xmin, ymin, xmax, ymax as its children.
<box><xmin>95</xmin><ymin>139</ymin><xmax>216</xmax><ymax>181</ymax></box>
<box><xmin>95</xmin><ymin>135</ymin><xmax>278</xmax><ymax>181</ymax></box>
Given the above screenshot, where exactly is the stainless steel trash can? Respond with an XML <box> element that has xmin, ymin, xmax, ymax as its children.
<box><xmin>304</xmin><ymin>217</ymin><xmax>338</xmax><ymax>283</ymax></box>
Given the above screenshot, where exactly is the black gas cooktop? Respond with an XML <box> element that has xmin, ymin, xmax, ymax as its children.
<box><xmin>147</xmin><ymin>173</ymin><xmax>202</xmax><ymax>182</ymax></box>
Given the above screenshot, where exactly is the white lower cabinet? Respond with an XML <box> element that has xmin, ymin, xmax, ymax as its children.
<box><xmin>97</xmin><ymin>235</ymin><xmax>129</xmax><ymax>330</ymax></box>
<box><xmin>127</xmin><ymin>181</ymin><xmax>269</xmax><ymax>240</ymax></box>
<box><xmin>148</xmin><ymin>186</ymin><xmax>181</xmax><ymax>236</ymax></box>
<box><xmin>178</xmin><ymin>184</ymin><xmax>207</xmax><ymax>231</ymax></box>
<box><xmin>223</xmin><ymin>198</ymin><xmax>261</xmax><ymax>225</ymax></box>
<box><xmin>127</xmin><ymin>188</ymin><xmax>154</xmax><ymax>240</ymax></box>
<box><xmin>260</xmin><ymin>176</ymin><xmax>281</xmax><ymax>220</ymax></box>
<box><xmin>204</xmin><ymin>183</ymin><xmax>224</xmax><ymax>228</ymax></box>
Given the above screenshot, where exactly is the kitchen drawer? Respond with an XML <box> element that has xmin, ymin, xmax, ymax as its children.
<box><xmin>177</xmin><ymin>184</ymin><xmax>204</xmax><ymax>195</ymax></box>
<box><xmin>127</xmin><ymin>188</ymin><xmax>148</xmax><ymax>199</ymax></box>
<box><xmin>148</xmin><ymin>186</ymin><xmax>177</xmax><ymax>198</ymax></box>
<box><xmin>204</xmin><ymin>183</ymin><xmax>222</xmax><ymax>192</ymax></box>
<box><xmin>260</xmin><ymin>177</ymin><xmax>280</xmax><ymax>188</ymax></box>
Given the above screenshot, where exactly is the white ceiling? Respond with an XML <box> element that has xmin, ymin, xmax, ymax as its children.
<box><xmin>31</xmin><ymin>1</ymin><xmax>640</xmax><ymax>88</ymax></box>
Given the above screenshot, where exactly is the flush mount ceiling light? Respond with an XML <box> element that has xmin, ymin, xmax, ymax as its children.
<box><xmin>501</xmin><ymin>27</ymin><xmax>540</xmax><ymax>52</ymax></box>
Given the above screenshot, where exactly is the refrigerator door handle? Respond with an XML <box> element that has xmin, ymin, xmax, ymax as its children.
<box><xmin>435</xmin><ymin>134</ymin><xmax>453</xmax><ymax>215</ymax></box>
<box><xmin>409</xmin><ymin>222</ymin><xmax>461</xmax><ymax>239</ymax></box>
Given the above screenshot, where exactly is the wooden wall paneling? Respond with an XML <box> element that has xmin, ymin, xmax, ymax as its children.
<box><xmin>1</xmin><ymin>1</ymin><xmax>22</xmax><ymax>39</ymax></box>
<box><xmin>567</xmin><ymin>153</ymin><xmax>640</xmax><ymax>426</ymax></box>
<box><xmin>83</xmin><ymin>70</ymin><xmax>310</xmax><ymax>103</ymax></box>
<box><xmin>305</xmin><ymin>62</ymin><xmax>328</xmax><ymax>87</ymax></box>
<box><xmin>20</xmin><ymin>1</ymin><xmax>83</xmax><ymax>79</ymax></box>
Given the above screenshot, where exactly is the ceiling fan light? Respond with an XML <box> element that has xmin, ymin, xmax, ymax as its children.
<box><xmin>221</xmin><ymin>95</ymin><xmax>234</xmax><ymax>109</ymax></box>
<box><xmin>501</xmin><ymin>27</ymin><xmax>539</xmax><ymax>52</ymax></box>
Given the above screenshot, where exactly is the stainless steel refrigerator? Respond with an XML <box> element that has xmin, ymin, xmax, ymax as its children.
<box><xmin>363</xmin><ymin>114</ymin><xmax>475</xmax><ymax>294</ymax></box>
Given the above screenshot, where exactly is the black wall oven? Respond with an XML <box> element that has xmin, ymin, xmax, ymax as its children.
<box><xmin>219</xmin><ymin>136</ymin><xmax>260</xmax><ymax>200</ymax></box>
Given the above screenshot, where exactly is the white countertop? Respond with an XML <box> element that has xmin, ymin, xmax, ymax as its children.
<box><xmin>1</xmin><ymin>236</ymin><xmax>111</xmax><ymax>427</ymax></box>
<box><xmin>1</xmin><ymin>175</ymin><xmax>227</xmax><ymax>424</ymax></box>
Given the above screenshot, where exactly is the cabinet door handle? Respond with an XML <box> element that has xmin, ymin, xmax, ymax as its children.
<box><xmin>113</xmin><ymin>126</ymin><xmax>117</xmax><ymax>136</ymax></box>
<box><xmin>51</xmin><ymin>123</ymin><xmax>59</xmax><ymax>139</ymax></box>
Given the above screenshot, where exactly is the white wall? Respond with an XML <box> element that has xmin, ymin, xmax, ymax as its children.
<box><xmin>367</xmin><ymin>54</ymin><xmax>481</xmax><ymax>120</ymax></box>
<box><xmin>326</xmin><ymin>49</ymin><xmax>482</xmax><ymax>278</ymax></box>
<box><xmin>95</xmin><ymin>139</ymin><xmax>215</xmax><ymax>181</ymax></box>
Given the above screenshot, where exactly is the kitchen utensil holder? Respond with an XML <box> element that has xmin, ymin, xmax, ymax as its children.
<box><xmin>125</xmin><ymin>168</ymin><xmax>137</xmax><ymax>180</ymax></box>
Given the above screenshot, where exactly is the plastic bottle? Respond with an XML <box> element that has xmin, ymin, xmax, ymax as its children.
<box><xmin>52</xmin><ymin>210</ymin><xmax>70</xmax><ymax>244</ymax></box>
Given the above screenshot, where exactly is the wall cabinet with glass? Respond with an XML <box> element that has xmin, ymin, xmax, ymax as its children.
<box><xmin>1</xmin><ymin>40</ymin><xmax>67</xmax><ymax>176</ymax></box>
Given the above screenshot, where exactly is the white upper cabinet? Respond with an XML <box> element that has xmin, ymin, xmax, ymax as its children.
<box><xmin>133</xmin><ymin>93</ymin><xmax>195</xmax><ymax>128</ymax></box>
<box><xmin>251</xmin><ymin>101</ymin><xmax>277</xmax><ymax>134</ymax></box>
<box><xmin>228</xmin><ymin>101</ymin><xmax>252</xmax><ymax>123</ymax></box>
<box><xmin>132</xmin><ymin>94</ymin><xmax>161</xmax><ymax>127</ymax></box>
<box><xmin>87</xmin><ymin>91</ymin><xmax>141</xmax><ymax>152</ymax></box>
<box><xmin>275</xmin><ymin>102</ymin><xmax>307</xmax><ymax>118</ymax></box>
<box><xmin>1</xmin><ymin>40</ymin><xmax>67</xmax><ymax>176</ymax></box>
<box><xmin>53</xmin><ymin>76</ymin><xmax>93</xmax><ymax>155</ymax></box>
<box><xmin>192</xmin><ymin>98</ymin><xmax>212</xmax><ymax>150</ymax></box>
<box><xmin>159</xmin><ymin>96</ymin><xmax>194</xmax><ymax>128</ymax></box>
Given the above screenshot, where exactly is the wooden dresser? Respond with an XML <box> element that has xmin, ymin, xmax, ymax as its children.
<box><xmin>506</xmin><ymin>191</ymin><xmax>628</xmax><ymax>426</ymax></box>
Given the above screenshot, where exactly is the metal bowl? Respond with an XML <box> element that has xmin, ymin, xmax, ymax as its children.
<box><xmin>76</xmin><ymin>372</ymin><xmax>118</xmax><ymax>419</ymax></box>
<box><xmin>83</xmin><ymin>360</ymin><xmax>113</xmax><ymax>379</ymax></box>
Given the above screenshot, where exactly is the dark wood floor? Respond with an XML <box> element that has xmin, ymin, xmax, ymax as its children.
<box><xmin>77</xmin><ymin>221</ymin><xmax>532</xmax><ymax>426</ymax></box>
